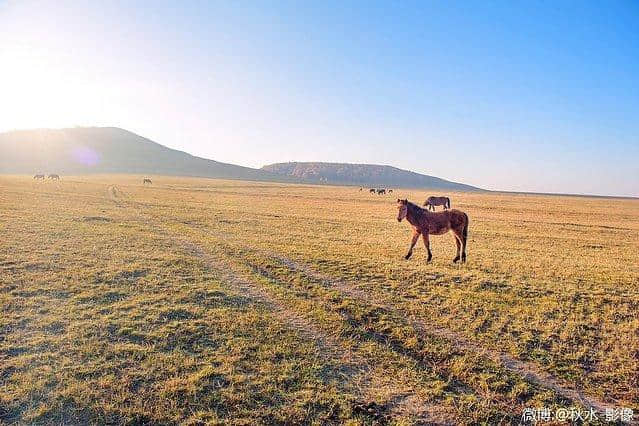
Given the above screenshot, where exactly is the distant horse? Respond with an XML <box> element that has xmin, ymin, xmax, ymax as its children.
<box><xmin>359</xmin><ymin>187</ymin><xmax>363</xmax><ymax>191</ymax></box>
<box><xmin>33</xmin><ymin>174</ymin><xmax>45</xmax><ymax>180</ymax></box>
<box><xmin>369</xmin><ymin>188</ymin><xmax>376</xmax><ymax>193</ymax></box>
<box><xmin>397</xmin><ymin>199</ymin><xmax>468</xmax><ymax>263</ymax></box>
<box><xmin>143</xmin><ymin>178</ymin><xmax>152</xmax><ymax>185</ymax></box>
<box><xmin>377</xmin><ymin>189</ymin><xmax>386</xmax><ymax>195</ymax></box>
<box><xmin>424</xmin><ymin>196</ymin><xmax>450</xmax><ymax>211</ymax></box>
<box><xmin>388</xmin><ymin>189</ymin><xmax>393</xmax><ymax>193</ymax></box>
<box><xmin>48</xmin><ymin>174</ymin><xmax>60</xmax><ymax>180</ymax></box>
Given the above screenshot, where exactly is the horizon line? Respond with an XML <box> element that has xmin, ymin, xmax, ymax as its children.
<box><xmin>2</xmin><ymin>125</ymin><xmax>636</xmax><ymax>199</ymax></box>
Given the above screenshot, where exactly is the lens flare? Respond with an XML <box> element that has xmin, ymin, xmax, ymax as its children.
<box><xmin>71</xmin><ymin>146</ymin><xmax>100</xmax><ymax>166</ymax></box>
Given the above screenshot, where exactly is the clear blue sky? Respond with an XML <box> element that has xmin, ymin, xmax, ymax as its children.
<box><xmin>1</xmin><ymin>1</ymin><xmax>637</xmax><ymax>196</ymax></box>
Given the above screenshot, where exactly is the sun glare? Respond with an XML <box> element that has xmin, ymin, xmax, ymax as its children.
<box><xmin>0</xmin><ymin>48</ymin><xmax>103</xmax><ymax>132</ymax></box>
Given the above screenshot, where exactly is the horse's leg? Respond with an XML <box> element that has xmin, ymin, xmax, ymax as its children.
<box><xmin>452</xmin><ymin>232</ymin><xmax>461</xmax><ymax>263</ymax></box>
<box><xmin>405</xmin><ymin>230</ymin><xmax>420</xmax><ymax>260</ymax></box>
<box><xmin>422</xmin><ymin>233</ymin><xmax>432</xmax><ymax>262</ymax></box>
<box><xmin>461</xmin><ymin>236</ymin><xmax>467</xmax><ymax>262</ymax></box>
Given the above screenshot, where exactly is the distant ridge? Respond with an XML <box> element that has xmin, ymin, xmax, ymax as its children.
<box><xmin>0</xmin><ymin>127</ymin><xmax>481</xmax><ymax>190</ymax></box>
<box><xmin>0</xmin><ymin>127</ymin><xmax>285</xmax><ymax>181</ymax></box>
<box><xmin>262</xmin><ymin>162</ymin><xmax>481</xmax><ymax>191</ymax></box>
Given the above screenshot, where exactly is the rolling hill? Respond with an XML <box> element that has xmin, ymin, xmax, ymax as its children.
<box><xmin>0</xmin><ymin>127</ymin><xmax>284</xmax><ymax>181</ymax></box>
<box><xmin>262</xmin><ymin>162</ymin><xmax>480</xmax><ymax>190</ymax></box>
<box><xmin>0</xmin><ymin>127</ymin><xmax>481</xmax><ymax>190</ymax></box>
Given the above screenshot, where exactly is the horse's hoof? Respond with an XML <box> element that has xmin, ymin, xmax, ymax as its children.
<box><xmin>404</xmin><ymin>253</ymin><xmax>412</xmax><ymax>260</ymax></box>
<box><xmin>452</xmin><ymin>257</ymin><xmax>459</xmax><ymax>263</ymax></box>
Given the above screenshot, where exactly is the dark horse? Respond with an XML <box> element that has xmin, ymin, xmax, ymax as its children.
<box><xmin>143</xmin><ymin>178</ymin><xmax>152</xmax><ymax>185</ymax></box>
<box><xmin>397</xmin><ymin>199</ymin><xmax>468</xmax><ymax>263</ymax></box>
<box><xmin>377</xmin><ymin>188</ymin><xmax>386</xmax><ymax>195</ymax></box>
<box><xmin>369</xmin><ymin>188</ymin><xmax>376</xmax><ymax>193</ymax></box>
<box><xmin>424</xmin><ymin>196</ymin><xmax>450</xmax><ymax>211</ymax></box>
<box><xmin>33</xmin><ymin>174</ymin><xmax>45</xmax><ymax>180</ymax></box>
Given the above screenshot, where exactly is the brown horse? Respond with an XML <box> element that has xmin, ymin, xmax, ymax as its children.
<box><xmin>143</xmin><ymin>178</ymin><xmax>152</xmax><ymax>185</ymax></box>
<box><xmin>424</xmin><ymin>196</ymin><xmax>450</xmax><ymax>211</ymax></box>
<box><xmin>397</xmin><ymin>199</ymin><xmax>468</xmax><ymax>263</ymax></box>
<box><xmin>33</xmin><ymin>174</ymin><xmax>45</xmax><ymax>180</ymax></box>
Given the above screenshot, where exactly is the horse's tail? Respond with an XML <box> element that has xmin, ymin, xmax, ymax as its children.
<box><xmin>446</xmin><ymin>197</ymin><xmax>451</xmax><ymax>209</ymax></box>
<box><xmin>462</xmin><ymin>213</ymin><xmax>468</xmax><ymax>240</ymax></box>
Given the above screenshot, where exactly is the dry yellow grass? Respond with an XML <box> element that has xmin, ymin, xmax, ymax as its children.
<box><xmin>1</xmin><ymin>174</ymin><xmax>637</xmax><ymax>424</ymax></box>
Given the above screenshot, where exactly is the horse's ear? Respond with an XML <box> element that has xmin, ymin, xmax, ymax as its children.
<box><xmin>403</xmin><ymin>199</ymin><xmax>408</xmax><ymax>204</ymax></box>
<box><xmin>397</xmin><ymin>198</ymin><xmax>401</xmax><ymax>203</ymax></box>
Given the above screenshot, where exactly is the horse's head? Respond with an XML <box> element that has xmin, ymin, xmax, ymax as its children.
<box><xmin>397</xmin><ymin>198</ymin><xmax>408</xmax><ymax>222</ymax></box>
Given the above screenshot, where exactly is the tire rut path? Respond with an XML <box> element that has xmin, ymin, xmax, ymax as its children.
<box><xmin>125</xmin><ymin>203</ymin><xmax>448</xmax><ymax>424</ymax></box>
<box><xmin>267</xmin><ymin>252</ymin><xmax>617</xmax><ymax>415</ymax></box>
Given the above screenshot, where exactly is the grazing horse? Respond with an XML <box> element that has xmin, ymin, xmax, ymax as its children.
<box><xmin>48</xmin><ymin>174</ymin><xmax>60</xmax><ymax>180</ymax></box>
<box><xmin>377</xmin><ymin>188</ymin><xmax>386</xmax><ymax>195</ymax></box>
<box><xmin>369</xmin><ymin>188</ymin><xmax>376</xmax><ymax>193</ymax></box>
<box><xmin>143</xmin><ymin>178</ymin><xmax>152</xmax><ymax>185</ymax></box>
<box><xmin>424</xmin><ymin>196</ymin><xmax>450</xmax><ymax>211</ymax></box>
<box><xmin>397</xmin><ymin>199</ymin><xmax>468</xmax><ymax>263</ymax></box>
<box><xmin>33</xmin><ymin>174</ymin><xmax>45</xmax><ymax>180</ymax></box>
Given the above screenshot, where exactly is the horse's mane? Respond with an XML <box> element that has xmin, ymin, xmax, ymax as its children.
<box><xmin>406</xmin><ymin>201</ymin><xmax>426</xmax><ymax>219</ymax></box>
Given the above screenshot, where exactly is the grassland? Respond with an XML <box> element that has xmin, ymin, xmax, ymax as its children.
<box><xmin>1</xmin><ymin>175</ymin><xmax>637</xmax><ymax>425</ymax></box>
